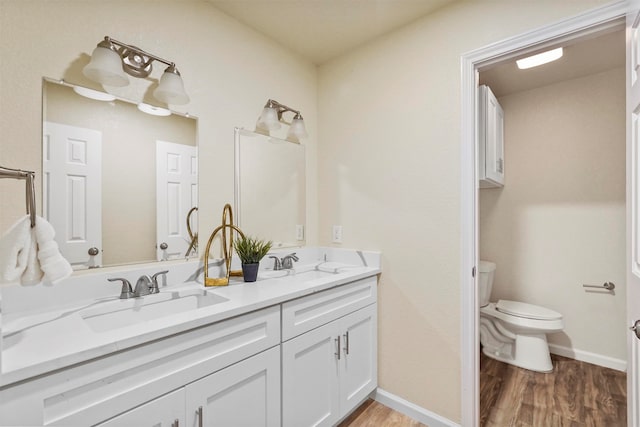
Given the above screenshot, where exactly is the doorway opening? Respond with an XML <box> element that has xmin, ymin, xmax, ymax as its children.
<box><xmin>460</xmin><ymin>3</ymin><xmax>629</xmax><ymax>426</ymax></box>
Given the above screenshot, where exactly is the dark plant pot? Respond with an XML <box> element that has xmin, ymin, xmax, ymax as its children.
<box><xmin>242</xmin><ymin>262</ymin><xmax>260</xmax><ymax>282</ymax></box>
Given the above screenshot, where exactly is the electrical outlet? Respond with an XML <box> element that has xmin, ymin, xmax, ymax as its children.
<box><xmin>296</xmin><ymin>225</ymin><xmax>304</xmax><ymax>241</ymax></box>
<box><xmin>332</xmin><ymin>225</ymin><xmax>343</xmax><ymax>243</ymax></box>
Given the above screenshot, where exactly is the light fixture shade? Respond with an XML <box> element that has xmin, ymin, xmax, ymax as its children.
<box><xmin>257</xmin><ymin>107</ymin><xmax>281</xmax><ymax>131</ymax></box>
<box><xmin>73</xmin><ymin>85</ymin><xmax>116</xmax><ymax>102</ymax></box>
<box><xmin>154</xmin><ymin>69</ymin><xmax>190</xmax><ymax>105</ymax></box>
<box><xmin>83</xmin><ymin>45</ymin><xmax>129</xmax><ymax>87</ymax></box>
<box><xmin>287</xmin><ymin>116</ymin><xmax>308</xmax><ymax>141</ymax></box>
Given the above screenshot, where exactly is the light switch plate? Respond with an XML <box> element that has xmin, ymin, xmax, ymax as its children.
<box><xmin>332</xmin><ymin>225</ymin><xmax>343</xmax><ymax>243</ymax></box>
<box><xmin>296</xmin><ymin>225</ymin><xmax>304</xmax><ymax>241</ymax></box>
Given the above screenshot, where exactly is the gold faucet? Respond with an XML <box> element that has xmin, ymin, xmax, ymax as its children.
<box><xmin>185</xmin><ymin>206</ymin><xmax>198</xmax><ymax>257</ymax></box>
<box><xmin>203</xmin><ymin>204</ymin><xmax>245</xmax><ymax>286</ymax></box>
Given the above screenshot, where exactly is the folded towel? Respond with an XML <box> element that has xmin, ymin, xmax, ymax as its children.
<box><xmin>0</xmin><ymin>216</ymin><xmax>35</xmax><ymax>285</ymax></box>
<box><xmin>34</xmin><ymin>216</ymin><xmax>72</xmax><ymax>284</ymax></box>
<box><xmin>0</xmin><ymin>215</ymin><xmax>72</xmax><ymax>286</ymax></box>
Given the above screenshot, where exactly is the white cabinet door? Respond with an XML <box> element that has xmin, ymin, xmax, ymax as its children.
<box><xmin>339</xmin><ymin>304</ymin><xmax>378</xmax><ymax>412</ymax></box>
<box><xmin>479</xmin><ymin>85</ymin><xmax>505</xmax><ymax>188</ymax></box>
<box><xmin>282</xmin><ymin>304</ymin><xmax>378</xmax><ymax>427</ymax></box>
<box><xmin>185</xmin><ymin>346</ymin><xmax>281</xmax><ymax>427</ymax></box>
<box><xmin>282</xmin><ymin>320</ymin><xmax>341</xmax><ymax>427</ymax></box>
<box><xmin>95</xmin><ymin>389</ymin><xmax>184</xmax><ymax>427</ymax></box>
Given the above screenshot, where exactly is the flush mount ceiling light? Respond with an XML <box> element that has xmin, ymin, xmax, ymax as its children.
<box><xmin>516</xmin><ymin>47</ymin><xmax>563</xmax><ymax>70</ymax></box>
<box><xmin>83</xmin><ymin>36</ymin><xmax>190</xmax><ymax>105</ymax></box>
<box><xmin>256</xmin><ymin>99</ymin><xmax>308</xmax><ymax>142</ymax></box>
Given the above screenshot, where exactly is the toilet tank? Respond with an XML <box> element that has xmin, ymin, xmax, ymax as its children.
<box><xmin>478</xmin><ymin>261</ymin><xmax>496</xmax><ymax>307</ymax></box>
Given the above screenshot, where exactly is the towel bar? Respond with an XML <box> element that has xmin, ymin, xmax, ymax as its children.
<box><xmin>0</xmin><ymin>165</ymin><xmax>37</xmax><ymax>227</ymax></box>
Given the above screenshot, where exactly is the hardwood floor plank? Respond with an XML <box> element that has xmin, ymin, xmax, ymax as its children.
<box><xmin>480</xmin><ymin>352</ymin><xmax>626</xmax><ymax>427</ymax></box>
<box><xmin>338</xmin><ymin>400</ymin><xmax>427</xmax><ymax>427</ymax></box>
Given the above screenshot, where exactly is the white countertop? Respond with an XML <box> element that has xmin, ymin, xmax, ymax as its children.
<box><xmin>0</xmin><ymin>250</ymin><xmax>380</xmax><ymax>387</ymax></box>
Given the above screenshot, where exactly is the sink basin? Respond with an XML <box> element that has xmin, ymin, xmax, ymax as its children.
<box><xmin>80</xmin><ymin>289</ymin><xmax>229</xmax><ymax>333</ymax></box>
<box><xmin>258</xmin><ymin>268</ymin><xmax>338</xmax><ymax>280</ymax></box>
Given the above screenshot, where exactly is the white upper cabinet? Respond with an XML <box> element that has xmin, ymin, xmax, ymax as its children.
<box><xmin>479</xmin><ymin>85</ymin><xmax>505</xmax><ymax>188</ymax></box>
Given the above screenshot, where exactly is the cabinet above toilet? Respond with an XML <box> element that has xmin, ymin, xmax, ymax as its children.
<box><xmin>479</xmin><ymin>85</ymin><xmax>504</xmax><ymax>188</ymax></box>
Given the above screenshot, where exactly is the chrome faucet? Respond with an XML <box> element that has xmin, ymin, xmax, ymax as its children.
<box><xmin>134</xmin><ymin>275</ymin><xmax>153</xmax><ymax>297</ymax></box>
<box><xmin>150</xmin><ymin>270</ymin><xmax>169</xmax><ymax>294</ymax></box>
<box><xmin>281</xmin><ymin>253</ymin><xmax>299</xmax><ymax>269</ymax></box>
<box><xmin>270</xmin><ymin>253</ymin><xmax>299</xmax><ymax>270</ymax></box>
<box><xmin>108</xmin><ymin>277</ymin><xmax>134</xmax><ymax>299</ymax></box>
<box><xmin>269</xmin><ymin>256</ymin><xmax>282</xmax><ymax>270</ymax></box>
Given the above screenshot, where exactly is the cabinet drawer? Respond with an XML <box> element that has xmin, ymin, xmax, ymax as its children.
<box><xmin>282</xmin><ymin>276</ymin><xmax>377</xmax><ymax>341</ymax></box>
<box><xmin>38</xmin><ymin>306</ymin><xmax>280</xmax><ymax>426</ymax></box>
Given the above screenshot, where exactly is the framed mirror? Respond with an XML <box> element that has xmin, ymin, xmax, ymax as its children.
<box><xmin>42</xmin><ymin>78</ymin><xmax>198</xmax><ymax>269</ymax></box>
<box><xmin>234</xmin><ymin>128</ymin><xmax>305</xmax><ymax>248</ymax></box>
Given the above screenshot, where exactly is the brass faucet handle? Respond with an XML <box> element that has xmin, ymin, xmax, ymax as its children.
<box><xmin>108</xmin><ymin>277</ymin><xmax>134</xmax><ymax>299</ymax></box>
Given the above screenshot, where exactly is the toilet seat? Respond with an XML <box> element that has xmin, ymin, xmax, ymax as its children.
<box><xmin>496</xmin><ymin>300</ymin><xmax>562</xmax><ymax>321</ymax></box>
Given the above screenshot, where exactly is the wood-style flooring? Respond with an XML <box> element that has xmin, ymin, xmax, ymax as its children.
<box><xmin>338</xmin><ymin>399</ymin><xmax>427</xmax><ymax>427</ymax></box>
<box><xmin>480</xmin><ymin>352</ymin><xmax>627</xmax><ymax>427</ymax></box>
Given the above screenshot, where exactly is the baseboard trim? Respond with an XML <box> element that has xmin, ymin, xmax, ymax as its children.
<box><xmin>548</xmin><ymin>343</ymin><xmax>627</xmax><ymax>372</ymax></box>
<box><xmin>372</xmin><ymin>388</ymin><xmax>460</xmax><ymax>427</ymax></box>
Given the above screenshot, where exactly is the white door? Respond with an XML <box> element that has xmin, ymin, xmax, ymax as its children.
<box><xmin>95</xmin><ymin>388</ymin><xmax>184</xmax><ymax>427</ymax></box>
<box><xmin>339</xmin><ymin>304</ymin><xmax>377</xmax><ymax>413</ymax></box>
<box><xmin>282</xmin><ymin>322</ymin><xmax>341</xmax><ymax>427</ymax></box>
<box><xmin>43</xmin><ymin>122</ymin><xmax>102</xmax><ymax>268</ymax></box>
<box><xmin>185</xmin><ymin>346</ymin><xmax>281</xmax><ymax>427</ymax></box>
<box><xmin>628</xmin><ymin>3</ymin><xmax>640</xmax><ymax>425</ymax></box>
<box><xmin>156</xmin><ymin>141</ymin><xmax>198</xmax><ymax>261</ymax></box>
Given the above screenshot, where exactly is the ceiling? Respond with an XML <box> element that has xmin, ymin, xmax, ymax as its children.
<box><xmin>207</xmin><ymin>1</ymin><xmax>624</xmax><ymax>94</ymax></box>
<box><xmin>207</xmin><ymin>0</ymin><xmax>457</xmax><ymax>64</ymax></box>
<box><xmin>479</xmin><ymin>28</ymin><xmax>625</xmax><ymax>98</ymax></box>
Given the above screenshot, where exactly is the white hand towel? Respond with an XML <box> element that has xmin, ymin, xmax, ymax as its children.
<box><xmin>34</xmin><ymin>216</ymin><xmax>72</xmax><ymax>284</ymax></box>
<box><xmin>0</xmin><ymin>216</ymin><xmax>35</xmax><ymax>285</ymax></box>
<box><xmin>0</xmin><ymin>215</ymin><xmax>72</xmax><ymax>286</ymax></box>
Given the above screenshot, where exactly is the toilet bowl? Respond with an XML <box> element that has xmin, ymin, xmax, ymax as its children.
<box><xmin>478</xmin><ymin>261</ymin><xmax>564</xmax><ymax>372</ymax></box>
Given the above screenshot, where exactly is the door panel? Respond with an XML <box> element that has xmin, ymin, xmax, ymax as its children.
<box><xmin>156</xmin><ymin>141</ymin><xmax>197</xmax><ymax>261</ymax></box>
<box><xmin>628</xmin><ymin>3</ymin><xmax>640</xmax><ymax>425</ymax></box>
<box><xmin>282</xmin><ymin>322</ymin><xmax>340</xmax><ymax>427</ymax></box>
<box><xmin>185</xmin><ymin>346</ymin><xmax>280</xmax><ymax>427</ymax></box>
<box><xmin>43</xmin><ymin>121</ymin><xmax>102</xmax><ymax>268</ymax></box>
<box><xmin>340</xmin><ymin>304</ymin><xmax>377</xmax><ymax>411</ymax></box>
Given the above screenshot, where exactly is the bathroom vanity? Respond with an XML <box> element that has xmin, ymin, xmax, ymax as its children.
<box><xmin>0</xmin><ymin>247</ymin><xmax>380</xmax><ymax>427</ymax></box>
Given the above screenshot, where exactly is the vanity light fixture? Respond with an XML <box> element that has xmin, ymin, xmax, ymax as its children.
<box><xmin>516</xmin><ymin>47</ymin><xmax>563</xmax><ymax>70</ymax></box>
<box><xmin>83</xmin><ymin>36</ymin><xmax>190</xmax><ymax>105</ymax></box>
<box><xmin>256</xmin><ymin>99</ymin><xmax>308</xmax><ymax>142</ymax></box>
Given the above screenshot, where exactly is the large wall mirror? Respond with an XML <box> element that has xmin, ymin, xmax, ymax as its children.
<box><xmin>234</xmin><ymin>128</ymin><xmax>306</xmax><ymax>248</ymax></box>
<box><xmin>42</xmin><ymin>78</ymin><xmax>198</xmax><ymax>269</ymax></box>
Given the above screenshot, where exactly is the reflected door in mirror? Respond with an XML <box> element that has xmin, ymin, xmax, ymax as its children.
<box><xmin>156</xmin><ymin>141</ymin><xmax>198</xmax><ymax>261</ymax></box>
<box><xmin>43</xmin><ymin>121</ymin><xmax>102</xmax><ymax>268</ymax></box>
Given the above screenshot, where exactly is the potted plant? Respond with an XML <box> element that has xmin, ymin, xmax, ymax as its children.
<box><xmin>234</xmin><ymin>235</ymin><xmax>273</xmax><ymax>282</ymax></box>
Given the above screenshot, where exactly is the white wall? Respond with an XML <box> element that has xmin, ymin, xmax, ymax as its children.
<box><xmin>480</xmin><ymin>67</ymin><xmax>626</xmax><ymax>364</ymax></box>
<box><xmin>0</xmin><ymin>0</ymin><xmax>318</xmax><ymax>251</ymax></box>
<box><xmin>317</xmin><ymin>0</ymin><xmax>611</xmax><ymax>422</ymax></box>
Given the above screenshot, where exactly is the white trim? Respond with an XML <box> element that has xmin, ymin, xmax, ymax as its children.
<box><xmin>548</xmin><ymin>343</ymin><xmax>627</xmax><ymax>372</ymax></box>
<box><xmin>460</xmin><ymin>2</ymin><xmax>629</xmax><ymax>426</ymax></box>
<box><xmin>373</xmin><ymin>388</ymin><xmax>460</xmax><ymax>427</ymax></box>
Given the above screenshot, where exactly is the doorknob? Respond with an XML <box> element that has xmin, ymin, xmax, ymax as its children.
<box><xmin>630</xmin><ymin>320</ymin><xmax>640</xmax><ymax>340</ymax></box>
<box><xmin>159</xmin><ymin>242</ymin><xmax>168</xmax><ymax>250</ymax></box>
<box><xmin>88</xmin><ymin>247</ymin><xmax>99</xmax><ymax>256</ymax></box>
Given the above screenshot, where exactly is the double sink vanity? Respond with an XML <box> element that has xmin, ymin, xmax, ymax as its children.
<box><xmin>0</xmin><ymin>247</ymin><xmax>380</xmax><ymax>427</ymax></box>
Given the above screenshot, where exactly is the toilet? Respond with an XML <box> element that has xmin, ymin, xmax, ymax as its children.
<box><xmin>478</xmin><ymin>260</ymin><xmax>563</xmax><ymax>372</ymax></box>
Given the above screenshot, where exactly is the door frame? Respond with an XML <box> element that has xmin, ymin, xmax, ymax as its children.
<box><xmin>460</xmin><ymin>2</ymin><xmax>629</xmax><ymax>425</ymax></box>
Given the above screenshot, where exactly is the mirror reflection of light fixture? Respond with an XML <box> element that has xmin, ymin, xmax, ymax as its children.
<box><xmin>73</xmin><ymin>85</ymin><xmax>116</xmax><ymax>102</ymax></box>
<box><xmin>83</xmin><ymin>36</ymin><xmax>190</xmax><ymax>105</ymax></box>
<box><xmin>137</xmin><ymin>102</ymin><xmax>171</xmax><ymax>117</ymax></box>
<box><xmin>256</xmin><ymin>99</ymin><xmax>308</xmax><ymax>142</ymax></box>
